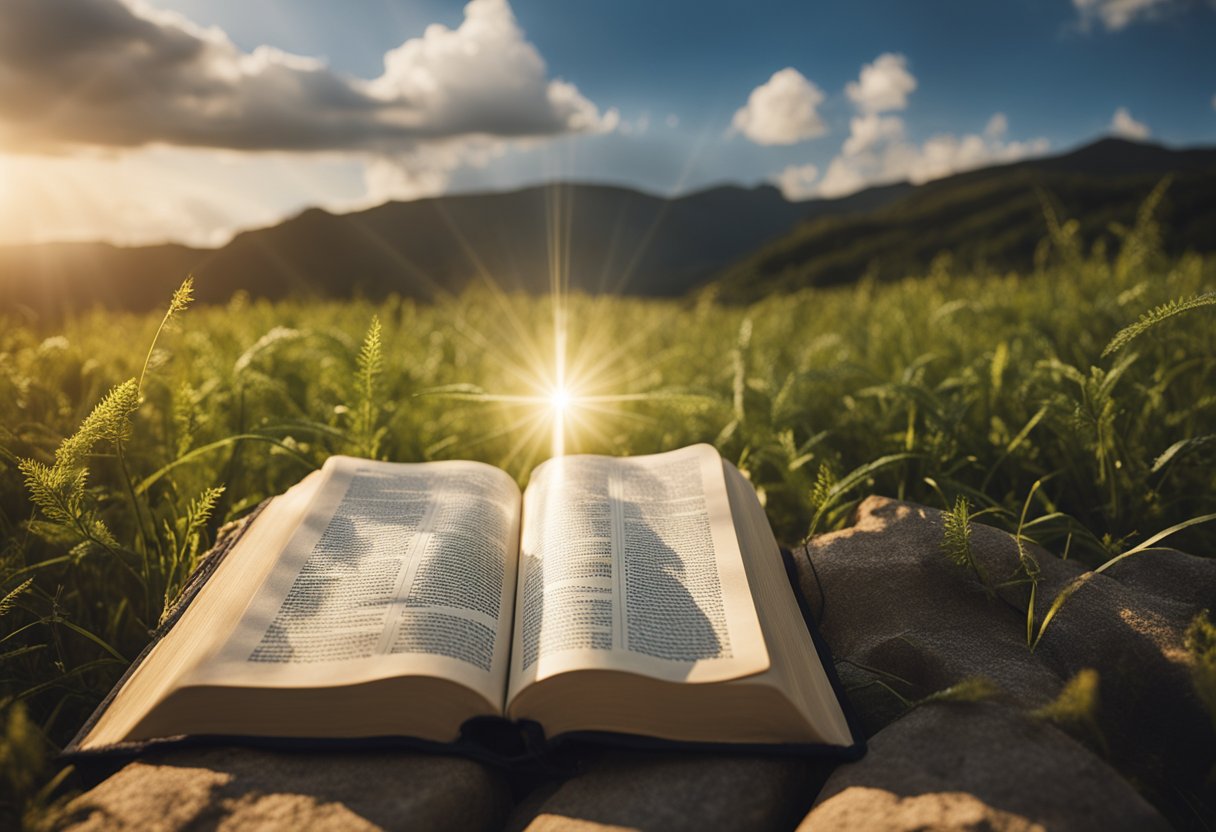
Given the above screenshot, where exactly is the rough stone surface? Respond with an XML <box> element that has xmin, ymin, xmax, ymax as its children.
<box><xmin>507</xmin><ymin>751</ymin><xmax>829</xmax><ymax>832</ymax></box>
<box><xmin>795</xmin><ymin>495</ymin><xmax>1216</xmax><ymax>828</ymax></box>
<box><xmin>802</xmin><ymin>702</ymin><xmax>1169</xmax><ymax>832</ymax></box>
<box><xmin>52</xmin><ymin>747</ymin><xmax>511</xmax><ymax>831</ymax></box>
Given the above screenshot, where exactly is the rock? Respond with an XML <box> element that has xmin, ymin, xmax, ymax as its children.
<box><xmin>51</xmin><ymin>747</ymin><xmax>511</xmax><ymax>832</ymax></box>
<box><xmin>1023</xmin><ymin>543</ymin><xmax>1216</xmax><ymax>803</ymax></box>
<box><xmin>506</xmin><ymin>750</ymin><xmax>829</xmax><ymax>832</ymax></box>
<box><xmin>802</xmin><ymin>702</ymin><xmax>1169</xmax><ymax>831</ymax></box>
<box><xmin>795</xmin><ymin>497</ymin><xmax>1063</xmax><ymax>715</ymax></box>
<box><xmin>794</xmin><ymin>495</ymin><xmax>1216</xmax><ymax>827</ymax></box>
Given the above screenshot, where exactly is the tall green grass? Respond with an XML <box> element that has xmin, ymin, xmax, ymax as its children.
<box><xmin>1</xmin><ymin>193</ymin><xmax>1214</xmax><ymax>824</ymax></box>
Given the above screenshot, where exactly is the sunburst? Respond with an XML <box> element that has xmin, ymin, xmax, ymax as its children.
<box><xmin>417</xmin><ymin>180</ymin><xmax>701</xmax><ymax>471</ymax></box>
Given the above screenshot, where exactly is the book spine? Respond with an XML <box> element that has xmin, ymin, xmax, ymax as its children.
<box><xmin>778</xmin><ymin>546</ymin><xmax>867</xmax><ymax>759</ymax></box>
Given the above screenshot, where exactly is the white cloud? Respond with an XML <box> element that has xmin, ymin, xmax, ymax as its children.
<box><xmin>845</xmin><ymin>53</ymin><xmax>917</xmax><ymax>114</ymax></box>
<box><xmin>773</xmin><ymin>52</ymin><xmax>1045</xmax><ymax>200</ymax></box>
<box><xmin>0</xmin><ymin>0</ymin><xmax>612</xmax><ymax>154</ymax></box>
<box><xmin>816</xmin><ymin>113</ymin><xmax>1050</xmax><ymax>199</ymax></box>
<box><xmin>357</xmin><ymin>138</ymin><xmax>511</xmax><ymax>207</ymax></box>
<box><xmin>843</xmin><ymin>113</ymin><xmax>905</xmax><ymax>156</ymax></box>
<box><xmin>772</xmin><ymin>164</ymin><xmax>820</xmax><ymax>200</ymax></box>
<box><xmin>0</xmin><ymin>0</ymin><xmax>620</xmax><ymax>229</ymax></box>
<box><xmin>1073</xmin><ymin>0</ymin><xmax>1171</xmax><ymax>30</ymax></box>
<box><xmin>816</xmin><ymin>158</ymin><xmax>870</xmax><ymax>200</ymax></box>
<box><xmin>1109</xmin><ymin>106</ymin><xmax>1150</xmax><ymax>139</ymax></box>
<box><xmin>905</xmin><ymin>131</ymin><xmax>1049</xmax><ymax>183</ymax></box>
<box><xmin>732</xmin><ymin>68</ymin><xmax>827</xmax><ymax>145</ymax></box>
<box><xmin>666</xmin><ymin>114</ymin><xmax>680</xmax><ymax>128</ymax></box>
<box><xmin>367</xmin><ymin>0</ymin><xmax>611</xmax><ymax>140</ymax></box>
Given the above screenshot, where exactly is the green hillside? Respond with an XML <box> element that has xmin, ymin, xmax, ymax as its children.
<box><xmin>5</xmin><ymin>140</ymin><xmax>1215</xmax><ymax>319</ymax></box>
<box><xmin>0</xmin><ymin>182</ymin><xmax>860</xmax><ymax>318</ymax></box>
<box><xmin>711</xmin><ymin>139</ymin><xmax>1216</xmax><ymax>303</ymax></box>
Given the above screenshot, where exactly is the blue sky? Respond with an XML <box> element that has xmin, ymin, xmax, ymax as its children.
<box><xmin>0</xmin><ymin>0</ymin><xmax>1213</xmax><ymax>246</ymax></box>
<box><xmin>167</xmin><ymin>0</ymin><xmax>1216</xmax><ymax>133</ymax></box>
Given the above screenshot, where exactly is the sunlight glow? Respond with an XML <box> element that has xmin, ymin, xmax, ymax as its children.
<box><xmin>551</xmin><ymin>394</ymin><xmax>567</xmax><ymax>459</ymax></box>
<box><xmin>550</xmin><ymin>387</ymin><xmax>572</xmax><ymax>414</ymax></box>
<box><xmin>425</xmin><ymin>180</ymin><xmax>694</xmax><ymax>470</ymax></box>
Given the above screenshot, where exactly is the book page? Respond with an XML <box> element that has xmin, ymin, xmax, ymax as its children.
<box><xmin>508</xmin><ymin>444</ymin><xmax>769</xmax><ymax>700</ymax></box>
<box><xmin>186</xmin><ymin>456</ymin><xmax>520</xmax><ymax>711</ymax></box>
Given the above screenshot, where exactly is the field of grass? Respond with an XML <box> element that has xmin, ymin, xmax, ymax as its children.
<box><xmin>1</xmin><ymin>198</ymin><xmax>1215</xmax><ymax>823</ymax></box>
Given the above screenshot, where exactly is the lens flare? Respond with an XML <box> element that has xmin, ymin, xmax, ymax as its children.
<box><xmin>421</xmin><ymin>180</ymin><xmax>710</xmax><ymax>472</ymax></box>
<box><xmin>550</xmin><ymin>387</ymin><xmax>572</xmax><ymax>413</ymax></box>
<box><xmin>550</xmin><ymin>386</ymin><xmax>568</xmax><ymax>459</ymax></box>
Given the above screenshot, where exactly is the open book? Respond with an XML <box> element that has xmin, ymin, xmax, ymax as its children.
<box><xmin>69</xmin><ymin>444</ymin><xmax>861</xmax><ymax>759</ymax></box>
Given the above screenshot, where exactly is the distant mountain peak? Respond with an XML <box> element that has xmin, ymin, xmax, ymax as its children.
<box><xmin>1042</xmin><ymin>135</ymin><xmax>1212</xmax><ymax>175</ymax></box>
<box><xmin>3</xmin><ymin>137</ymin><xmax>1213</xmax><ymax>317</ymax></box>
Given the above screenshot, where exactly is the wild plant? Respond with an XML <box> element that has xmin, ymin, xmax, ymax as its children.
<box><xmin>941</xmin><ymin>495</ymin><xmax>992</xmax><ymax>597</ymax></box>
<box><xmin>0</xmin><ymin>183</ymin><xmax>1212</xmax><ymax>824</ymax></box>
<box><xmin>349</xmin><ymin>316</ymin><xmax>386</xmax><ymax>459</ymax></box>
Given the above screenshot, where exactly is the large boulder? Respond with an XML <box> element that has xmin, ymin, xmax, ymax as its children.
<box><xmin>795</xmin><ymin>495</ymin><xmax>1216</xmax><ymax>829</ymax></box>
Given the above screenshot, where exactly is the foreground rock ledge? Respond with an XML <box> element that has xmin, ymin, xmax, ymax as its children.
<box><xmin>51</xmin><ymin>495</ymin><xmax>1214</xmax><ymax>830</ymax></box>
<box><xmin>794</xmin><ymin>495</ymin><xmax>1215</xmax><ymax>830</ymax></box>
<box><xmin>52</xmin><ymin>747</ymin><xmax>512</xmax><ymax>832</ymax></box>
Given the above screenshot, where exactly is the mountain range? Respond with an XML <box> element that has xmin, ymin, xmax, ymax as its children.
<box><xmin>1</xmin><ymin>138</ymin><xmax>1213</xmax><ymax>318</ymax></box>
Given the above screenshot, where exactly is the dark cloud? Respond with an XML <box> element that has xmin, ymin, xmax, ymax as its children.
<box><xmin>0</xmin><ymin>0</ymin><xmax>610</xmax><ymax>153</ymax></box>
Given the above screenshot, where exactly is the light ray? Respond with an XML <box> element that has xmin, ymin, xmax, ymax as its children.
<box><xmin>418</xmin><ymin>141</ymin><xmax>719</xmax><ymax>471</ymax></box>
